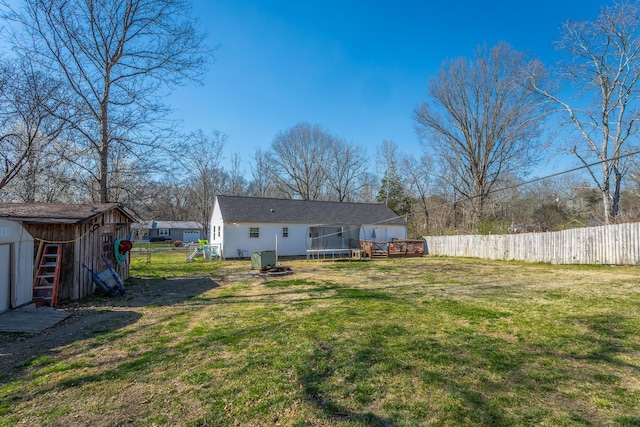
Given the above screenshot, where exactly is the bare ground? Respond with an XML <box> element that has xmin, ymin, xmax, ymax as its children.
<box><xmin>0</xmin><ymin>275</ymin><xmax>226</xmax><ymax>376</ymax></box>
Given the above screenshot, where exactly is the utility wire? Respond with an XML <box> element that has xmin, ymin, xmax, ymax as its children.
<box><xmin>396</xmin><ymin>148</ymin><xmax>640</xmax><ymax>226</ymax></box>
<box><xmin>314</xmin><ymin>149</ymin><xmax>640</xmax><ymax>240</ymax></box>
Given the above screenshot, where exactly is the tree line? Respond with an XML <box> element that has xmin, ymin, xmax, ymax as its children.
<box><xmin>1</xmin><ymin>1</ymin><xmax>640</xmax><ymax>237</ymax></box>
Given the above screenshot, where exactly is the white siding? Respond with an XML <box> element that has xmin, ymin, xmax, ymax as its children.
<box><xmin>360</xmin><ymin>225</ymin><xmax>406</xmax><ymax>242</ymax></box>
<box><xmin>0</xmin><ymin>244</ymin><xmax>9</xmax><ymax>311</ymax></box>
<box><xmin>210</xmin><ymin>196</ymin><xmax>408</xmax><ymax>259</ymax></box>
<box><xmin>209</xmin><ymin>199</ymin><xmax>224</xmax><ymax>248</ymax></box>
<box><xmin>218</xmin><ymin>222</ymin><xmax>407</xmax><ymax>259</ymax></box>
<box><xmin>221</xmin><ymin>223</ymin><xmax>310</xmax><ymax>258</ymax></box>
<box><xmin>0</xmin><ymin>219</ymin><xmax>35</xmax><ymax>308</ymax></box>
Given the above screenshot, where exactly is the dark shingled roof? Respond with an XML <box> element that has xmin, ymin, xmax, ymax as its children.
<box><xmin>216</xmin><ymin>195</ymin><xmax>406</xmax><ymax>226</ymax></box>
<box><xmin>0</xmin><ymin>203</ymin><xmax>134</xmax><ymax>224</ymax></box>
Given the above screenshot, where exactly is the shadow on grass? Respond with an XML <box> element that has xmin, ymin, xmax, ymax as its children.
<box><xmin>88</xmin><ymin>277</ymin><xmax>221</xmax><ymax>308</ymax></box>
<box><xmin>0</xmin><ymin>278</ymin><xmax>219</xmax><ymax>379</ymax></box>
<box><xmin>299</xmin><ymin>342</ymin><xmax>393</xmax><ymax>426</ymax></box>
<box><xmin>298</xmin><ymin>330</ymin><xmax>515</xmax><ymax>426</ymax></box>
<box><xmin>562</xmin><ymin>313</ymin><xmax>640</xmax><ymax>371</ymax></box>
<box><xmin>0</xmin><ymin>310</ymin><xmax>142</xmax><ymax>378</ymax></box>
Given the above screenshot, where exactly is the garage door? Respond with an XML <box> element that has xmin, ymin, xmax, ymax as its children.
<box><xmin>182</xmin><ymin>230</ymin><xmax>200</xmax><ymax>243</ymax></box>
<box><xmin>0</xmin><ymin>244</ymin><xmax>10</xmax><ymax>312</ymax></box>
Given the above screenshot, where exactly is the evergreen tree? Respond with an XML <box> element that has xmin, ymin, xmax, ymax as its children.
<box><xmin>376</xmin><ymin>164</ymin><xmax>412</xmax><ymax>217</ymax></box>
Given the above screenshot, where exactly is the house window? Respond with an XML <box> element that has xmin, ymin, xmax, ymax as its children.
<box><xmin>218</xmin><ymin>227</ymin><xmax>220</xmax><ymax>238</ymax></box>
<box><xmin>249</xmin><ymin>227</ymin><xmax>259</xmax><ymax>238</ymax></box>
<box><xmin>158</xmin><ymin>228</ymin><xmax>169</xmax><ymax>237</ymax></box>
<box><xmin>282</xmin><ymin>227</ymin><xmax>288</xmax><ymax>238</ymax></box>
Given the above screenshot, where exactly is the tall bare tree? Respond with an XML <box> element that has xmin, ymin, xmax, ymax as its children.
<box><xmin>530</xmin><ymin>1</ymin><xmax>640</xmax><ymax>223</ymax></box>
<box><xmin>0</xmin><ymin>57</ymin><xmax>67</xmax><ymax>196</ymax></box>
<box><xmin>227</xmin><ymin>153</ymin><xmax>247</xmax><ymax>196</ymax></box>
<box><xmin>180</xmin><ymin>129</ymin><xmax>227</xmax><ymax>235</ymax></box>
<box><xmin>402</xmin><ymin>153</ymin><xmax>434</xmax><ymax>233</ymax></box>
<box><xmin>414</xmin><ymin>42</ymin><xmax>547</xmax><ymax>228</ymax></box>
<box><xmin>3</xmin><ymin>0</ymin><xmax>211</xmax><ymax>202</ymax></box>
<box><xmin>248</xmin><ymin>148</ymin><xmax>278</xmax><ymax>197</ymax></box>
<box><xmin>354</xmin><ymin>171</ymin><xmax>379</xmax><ymax>203</ymax></box>
<box><xmin>267</xmin><ymin>122</ymin><xmax>332</xmax><ymax>200</ymax></box>
<box><xmin>323</xmin><ymin>138</ymin><xmax>368</xmax><ymax>202</ymax></box>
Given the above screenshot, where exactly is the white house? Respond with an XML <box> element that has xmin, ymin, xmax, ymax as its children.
<box><xmin>210</xmin><ymin>195</ymin><xmax>407</xmax><ymax>259</ymax></box>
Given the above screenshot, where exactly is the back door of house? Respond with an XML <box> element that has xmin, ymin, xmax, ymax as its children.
<box><xmin>0</xmin><ymin>244</ymin><xmax>10</xmax><ymax>312</ymax></box>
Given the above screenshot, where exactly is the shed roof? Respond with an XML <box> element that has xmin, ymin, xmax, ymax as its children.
<box><xmin>0</xmin><ymin>203</ymin><xmax>135</xmax><ymax>224</ymax></box>
<box><xmin>215</xmin><ymin>195</ymin><xmax>406</xmax><ymax>226</ymax></box>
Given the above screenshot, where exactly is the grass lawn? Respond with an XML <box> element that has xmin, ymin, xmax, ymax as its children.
<box><xmin>1</xmin><ymin>255</ymin><xmax>640</xmax><ymax>426</ymax></box>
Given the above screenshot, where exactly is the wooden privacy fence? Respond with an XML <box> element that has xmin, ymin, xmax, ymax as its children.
<box><xmin>424</xmin><ymin>222</ymin><xmax>640</xmax><ymax>265</ymax></box>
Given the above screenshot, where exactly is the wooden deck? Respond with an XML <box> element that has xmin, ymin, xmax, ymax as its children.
<box><xmin>360</xmin><ymin>239</ymin><xmax>425</xmax><ymax>259</ymax></box>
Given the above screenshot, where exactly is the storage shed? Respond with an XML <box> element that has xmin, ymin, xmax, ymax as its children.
<box><xmin>0</xmin><ymin>203</ymin><xmax>136</xmax><ymax>302</ymax></box>
<box><xmin>0</xmin><ymin>218</ymin><xmax>35</xmax><ymax>312</ymax></box>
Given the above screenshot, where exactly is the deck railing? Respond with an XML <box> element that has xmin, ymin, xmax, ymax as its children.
<box><xmin>360</xmin><ymin>239</ymin><xmax>425</xmax><ymax>258</ymax></box>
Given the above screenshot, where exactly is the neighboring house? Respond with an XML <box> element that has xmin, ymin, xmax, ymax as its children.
<box><xmin>0</xmin><ymin>203</ymin><xmax>135</xmax><ymax>303</ymax></box>
<box><xmin>132</xmin><ymin>220</ymin><xmax>204</xmax><ymax>243</ymax></box>
<box><xmin>210</xmin><ymin>195</ymin><xmax>407</xmax><ymax>259</ymax></box>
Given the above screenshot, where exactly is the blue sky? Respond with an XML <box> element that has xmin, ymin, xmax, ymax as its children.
<box><xmin>168</xmin><ymin>0</ymin><xmax>608</xmax><ymax>176</ymax></box>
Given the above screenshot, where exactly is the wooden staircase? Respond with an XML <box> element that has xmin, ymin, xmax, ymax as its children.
<box><xmin>33</xmin><ymin>244</ymin><xmax>62</xmax><ymax>307</ymax></box>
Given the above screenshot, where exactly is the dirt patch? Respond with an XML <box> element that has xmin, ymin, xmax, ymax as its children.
<box><xmin>0</xmin><ymin>276</ymin><xmax>221</xmax><ymax>375</ymax></box>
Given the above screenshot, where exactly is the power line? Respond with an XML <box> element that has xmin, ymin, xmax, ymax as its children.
<box><xmin>400</xmin><ymin>148</ymin><xmax>640</xmax><ymax>225</ymax></box>
<box><xmin>311</xmin><ymin>149</ymin><xmax>640</xmax><ymax>241</ymax></box>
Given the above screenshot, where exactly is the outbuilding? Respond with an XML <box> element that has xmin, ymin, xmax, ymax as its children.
<box><xmin>0</xmin><ymin>203</ymin><xmax>136</xmax><ymax>303</ymax></box>
<box><xmin>210</xmin><ymin>195</ymin><xmax>408</xmax><ymax>259</ymax></box>
<box><xmin>0</xmin><ymin>218</ymin><xmax>35</xmax><ymax>312</ymax></box>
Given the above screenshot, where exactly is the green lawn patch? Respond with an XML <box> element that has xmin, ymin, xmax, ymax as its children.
<box><xmin>1</xmin><ymin>257</ymin><xmax>639</xmax><ymax>426</ymax></box>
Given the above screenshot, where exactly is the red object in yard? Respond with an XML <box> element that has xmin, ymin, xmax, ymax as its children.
<box><xmin>118</xmin><ymin>240</ymin><xmax>133</xmax><ymax>254</ymax></box>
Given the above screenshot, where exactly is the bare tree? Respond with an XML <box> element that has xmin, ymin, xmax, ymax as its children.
<box><xmin>0</xmin><ymin>58</ymin><xmax>67</xmax><ymax>196</ymax></box>
<box><xmin>227</xmin><ymin>153</ymin><xmax>247</xmax><ymax>196</ymax></box>
<box><xmin>354</xmin><ymin>171</ymin><xmax>379</xmax><ymax>203</ymax></box>
<box><xmin>267</xmin><ymin>122</ymin><xmax>331</xmax><ymax>200</ymax></box>
<box><xmin>414</xmin><ymin>42</ymin><xmax>547</xmax><ymax>228</ymax></box>
<box><xmin>137</xmin><ymin>179</ymin><xmax>191</xmax><ymax>221</ymax></box>
<box><xmin>3</xmin><ymin>0</ymin><xmax>211</xmax><ymax>202</ymax></box>
<box><xmin>530</xmin><ymin>1</ymin><xmax>640</xmax><ymax>223</ymax></box>
<box><xmin>180</xmin><ymin>129</ymin><xmax>227</xmax><ymax>235</ymax></box>
<box><xmin>402</xmin><ymin>153</ymin><xmax>434</xmax><ymax>233</ymax></box>
<box><xmin>323</xmin><ymin>139</ymin><xmax>368</xmax><ymax>202</ymax></box>
<box><xmin>248</xmin><ymin>148</ymin><xmax>278</xmax><ymax>197</ymax></box>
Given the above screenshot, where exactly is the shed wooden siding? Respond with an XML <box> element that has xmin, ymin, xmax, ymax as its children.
<box><xmin>424</xmin><ymin>222</ymin><xmax>640</xmax><ymax>265</ymax></box>
<box><xmin>24</xmin><ymin>209</ymin><xmax>132</xmax><ymax>301</ymax></box>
